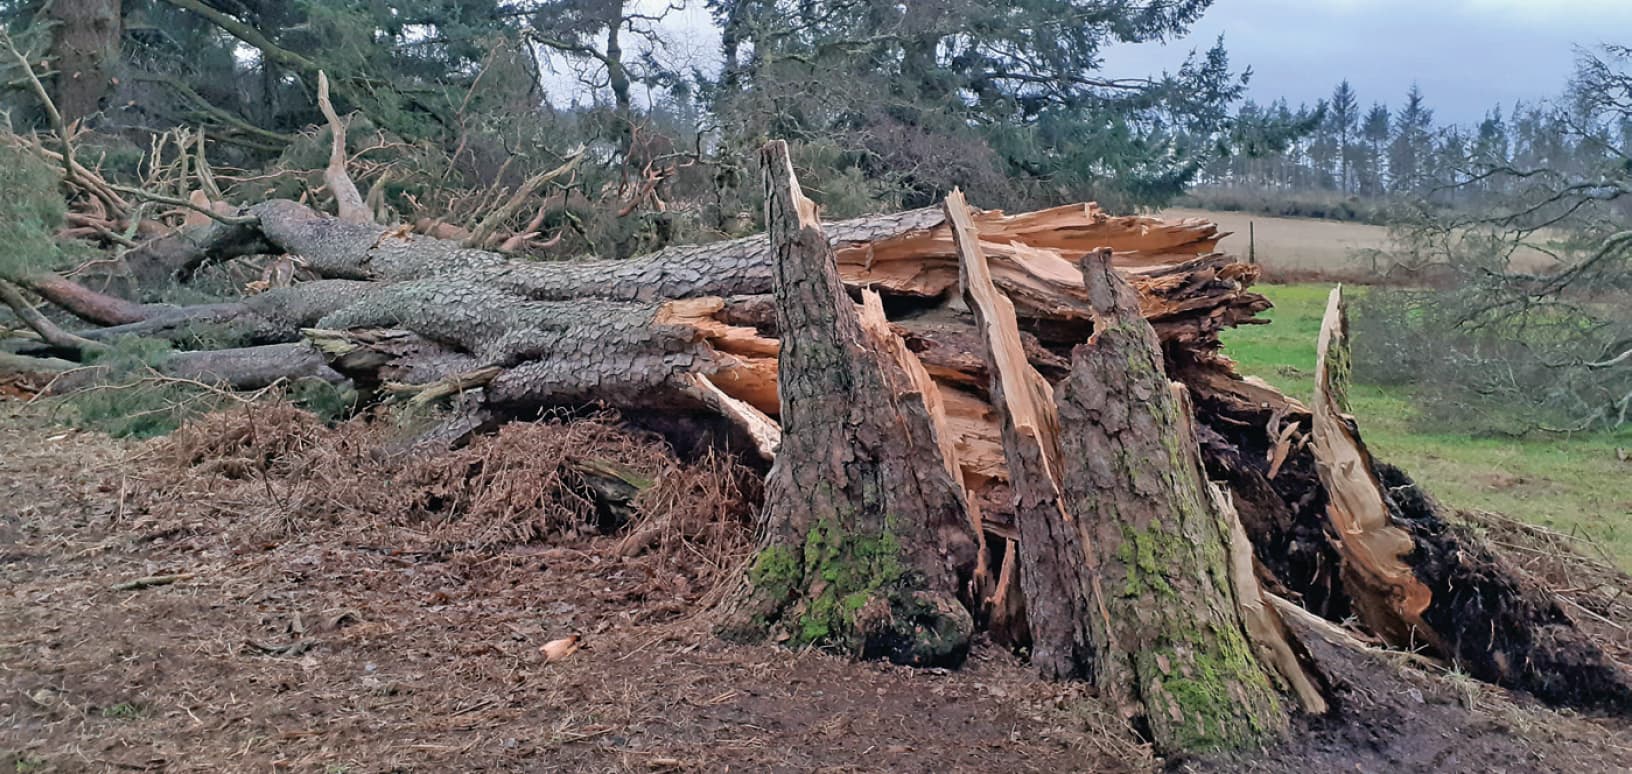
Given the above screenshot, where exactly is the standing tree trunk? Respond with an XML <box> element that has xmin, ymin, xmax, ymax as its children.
<box><xmin>45</xmin><ymin>0</ymin><xmax>122</xmax><ymax>124</ymax></box>
<box><xmin>719</xmin><ymin>141</ymin><xmax>979</xmax><ymax>666</ymax></box>
<box><xmin>1054</xmin><ymin>250</ymin><xmax>1286</xmax><ymax>753</ymax></box>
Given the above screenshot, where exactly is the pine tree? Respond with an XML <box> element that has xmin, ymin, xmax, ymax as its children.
<box><xmin>1472</xmin><ymin>106</ymin><xmax>1511</xmax><ymax>196</ymax></box>
<box><xmin>1430</xmin><ymin>126</ymin><xmax>1467</xmax><ymax>202</ymax></box>
<box><xmin>1360</xmin><ymin>103</ymin><xmax>1391</xmax><ymax>195</ymax></box>
<box><xmin>1327</xmin><ymin>81</ymin><xmax>1360</xmax><ymax>193</ymax></box>
<box><xmin>1474</xmin><ymin>106</ymin><xmax>1511</xmax><ymax>163</ymax></box>
<box><xmin>713</xmin><ymin>0</ymin><xmax>1244</xmax><ymax>208</ymax></box>
<box><xmin>1388</xmin><ymin>85</ymin><xmax>1435</xmax><ymax>194</ymax></box>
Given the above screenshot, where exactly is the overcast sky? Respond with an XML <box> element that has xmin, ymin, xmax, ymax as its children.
<box><xmin>1109</xmin><ymin>0</ymin><xmax>1632</xmax><ymax>124</ymax></box>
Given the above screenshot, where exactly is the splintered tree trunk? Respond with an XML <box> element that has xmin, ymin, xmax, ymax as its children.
<box><xmin>1309</xmin><ymin>287</ymin><xmax>1436</xmax><ymax>649</ymax></box>
<box><xmin>1054</xmin><ymin>250</ymin><xmax>1285</xmax><ymax>753</ymax></box>
<box><xmin>23</xmin><ymin>166</ymin><xmax>1630</xmax><ymax>714</ymax></box>
<box><xmin>1304</xmin><ymin>288</ymin><xmax>1632</xmax><ymax>710</ymax></box>
<box><xmin>1183</xmin><ymin>348</ymin><xmax>1632</xmax><ymax>713</ymax></box>
<box><xmin>948</xmin><ymin>191</ymin><xmax>1097</xmax><ymax>681</ymax></box>
<box><xmin>719</xmin><ymin>141</ymin><xmax>979</xmax><ymax>666</ymax></box>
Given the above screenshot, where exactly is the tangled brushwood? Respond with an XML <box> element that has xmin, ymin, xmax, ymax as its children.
<box><xmin>153</xmin><ymin>403</ymin><xmax>760</xmax><ymax>589</ymax></box>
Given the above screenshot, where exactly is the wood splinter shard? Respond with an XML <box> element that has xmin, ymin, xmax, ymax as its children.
<box><xmin>1309</xmin><ymin>286</ymin><xmax>1438</xmax><ymax>651</ymax></box>
<box><xmin>948</xmin><ymin>189</ymin><xmax>1096</xmax><ymax>681</ymax></box>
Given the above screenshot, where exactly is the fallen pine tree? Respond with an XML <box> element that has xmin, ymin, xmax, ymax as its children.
<box><xmin>4</xmin><ymin>134</ymin><xmax>1630</xmax><ymax>755</ymax></box>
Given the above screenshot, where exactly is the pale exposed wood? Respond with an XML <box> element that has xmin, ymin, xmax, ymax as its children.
<box><xmin>1309</xmin><ymin>286</ymin><xmax>1438</xmax><ymax>651</ymax></box>
<box><xmin>316</xmin><ymin>71</ymin><xmax>371</xmax><ymax>226</ymax></box>
<box><xmin>465</xmin><ymin>150</ymin><xmax>583</xmax><ymax>250</ymax></box>
<box><xmin>973</xmin><ymin>203</ymin><xmax>1224</xmax><ymax>259</ymax></box>
<box><xmin>383</xmin><ymin>365</ymin><xmax>503</xmax><ymax>407</ymax></box>
<box><xmin>949</xmin><ymin>197</ymin><xmax>1061</xmax><ymax>466</ymax></box>
<box><xmin>858</xmin><ymin>290</ymin><xmax>961</xmax><ymax>486</ymax></box>
<box><xmin>1266</xmin><ymin>419</ymin><xmax>1300</xmax><ymax>480</ymax></box>
<box><xmin>683</xmin><ymin>373</ymin><xmax>781</xmax><ymax>462</ymax></box>
<box><xmin>948</xmin><ymin>190</ymin><xmax>1094</xmax><ymax>672</ymax></box>
<box><xmin>935</xmin><ymin>387</ymin><xmax>1008</xmax><ymax>482</ymax></box>
<box><xmin>656</xmin><ymin>296</ymin><xmax>782</xmax><ymax>415</ymax></box>
<box><xmin>985</xmin><ymin>536</ymin><xmax>1026</xmax><ymax>638</ymax></box>
<box><xmin>183</xmin><ymin>190</ymin><xmax>213</xmax><ymax>228</ymax></box>
<box><xmin>1216</xmin><ymin>482</ymin><xmax>1329</xmax><ymax>714</ymax></box>
<box><xmin>1268</xmin><ymin>594</ymin><xmax>1378</xmax><ymax>653</ymax></box>
<box><xmin>834</xmin><ymin>202</ymin><xmax>1223</xmax><ymax>303</ymax></box>
<box><xmin>657</xmin><ymin>297</ymin><xmax>781</xmax><ymax>358</ymax></box>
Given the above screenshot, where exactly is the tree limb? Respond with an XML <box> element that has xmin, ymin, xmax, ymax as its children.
<box><xmin>317</xmin><ymin>71</ymin><xmax>372</xmax><ymax>226</ymax></box>
<box><xmin>464</xmin><ymin>148</ymin><xmax>583</xmax><ymax>249</ymax></box>
<box><xmin>0</xmin><ymin>280</ymin><xmax>108</xmax><ymax>355</ymax></box>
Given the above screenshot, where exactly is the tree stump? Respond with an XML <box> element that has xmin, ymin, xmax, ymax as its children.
<box><xmin>1054</xmin><ymin>249</ymin><xmax>1287</xmax><ymax>753</ymax></box>
<box><xmin>718</xmin><ymin>141</ymin><xmax>979</xmax><ymax>666</ymax></box>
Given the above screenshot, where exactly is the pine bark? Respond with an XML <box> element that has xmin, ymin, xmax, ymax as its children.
<box><xmin>719</xmin><ymin>141</ymin><xmax>979</xmax><ymax>666</ymax></box>
<box><xmin>44</xmin><ymin>0</ymin><xmax>122</xmax><ymax>123</ymax></box>
<box><xmin>1054</xmin><ymin>250</ymin><xmax>1285</xmax><ymax>753</ymax></box>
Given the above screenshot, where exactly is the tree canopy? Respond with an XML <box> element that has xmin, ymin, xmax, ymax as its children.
<box><xmin>2</xmin><ymin>0</ymin><xmax>1266</xmax><ymax>233</ymax></box>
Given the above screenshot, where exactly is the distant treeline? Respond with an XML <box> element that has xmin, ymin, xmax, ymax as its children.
<box><xmin>1183</xmin><ymin>80</ymin><xmax>1632</xmax><ymax>221</ymax></box>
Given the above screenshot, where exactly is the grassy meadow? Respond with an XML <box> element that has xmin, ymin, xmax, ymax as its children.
<box><xmin>1223</xmin><ymin>283</ymin><xmax>1632</xmax><ymax>570</ymax></box>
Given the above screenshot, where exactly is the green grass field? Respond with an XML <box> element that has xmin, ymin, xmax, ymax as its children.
<box><xmin>1222</xmin><ymin>283</ymin><xmax>1632</xmax><ymax>570</ymax></box>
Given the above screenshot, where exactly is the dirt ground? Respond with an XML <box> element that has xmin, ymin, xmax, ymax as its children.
<box><xmin>4</xmin><ymin>399</ymin><xmax>1631</xmax><ymax>773</ymax></box>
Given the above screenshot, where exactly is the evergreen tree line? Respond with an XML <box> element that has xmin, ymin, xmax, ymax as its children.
<box><xmin>1193</xmin><ymin>78</ymin><xmax>1632</xmax><ymax>215</ymax></box>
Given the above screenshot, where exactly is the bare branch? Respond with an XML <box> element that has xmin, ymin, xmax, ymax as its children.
<box><xmin>464</xmin><ymin>148</ymin><xmax>584</xmax><ymax>249</ymax></box>
<box><xmin>0</xmin><ymin>280</ymin><xmax>108</xmax><ymax>356</ymax></box>
<box><xmin>317</xmin><ymin>71</ymin><xmax>373</xmax><ymax>226</ymax></box>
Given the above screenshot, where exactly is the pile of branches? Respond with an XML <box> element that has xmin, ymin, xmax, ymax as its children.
<box><xmin>153</xmin><ymin>401</ymin><xmax>760</xmax><ymax>590</ymax></box>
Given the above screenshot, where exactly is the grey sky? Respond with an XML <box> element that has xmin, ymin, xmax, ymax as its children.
<box><xmin>1109</xmin><ymin>0</ymin><xmax>1632</xmax><ymax>125</ymax></box>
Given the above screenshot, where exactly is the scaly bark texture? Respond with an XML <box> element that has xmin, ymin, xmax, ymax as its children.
<box><xmin>720</xmin><ymin>141</ymin><xmax>978</xmax><ymax>666</ymax></box>
<box><xmin>45</xmin><ymin>0</ymin><xmax>122</xmax><ymax>123</ymax></box>
<box><xmin>1055</xmin><ymin>250</ymin><xmax>1285</xmax><ymax>753</ymax></box>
